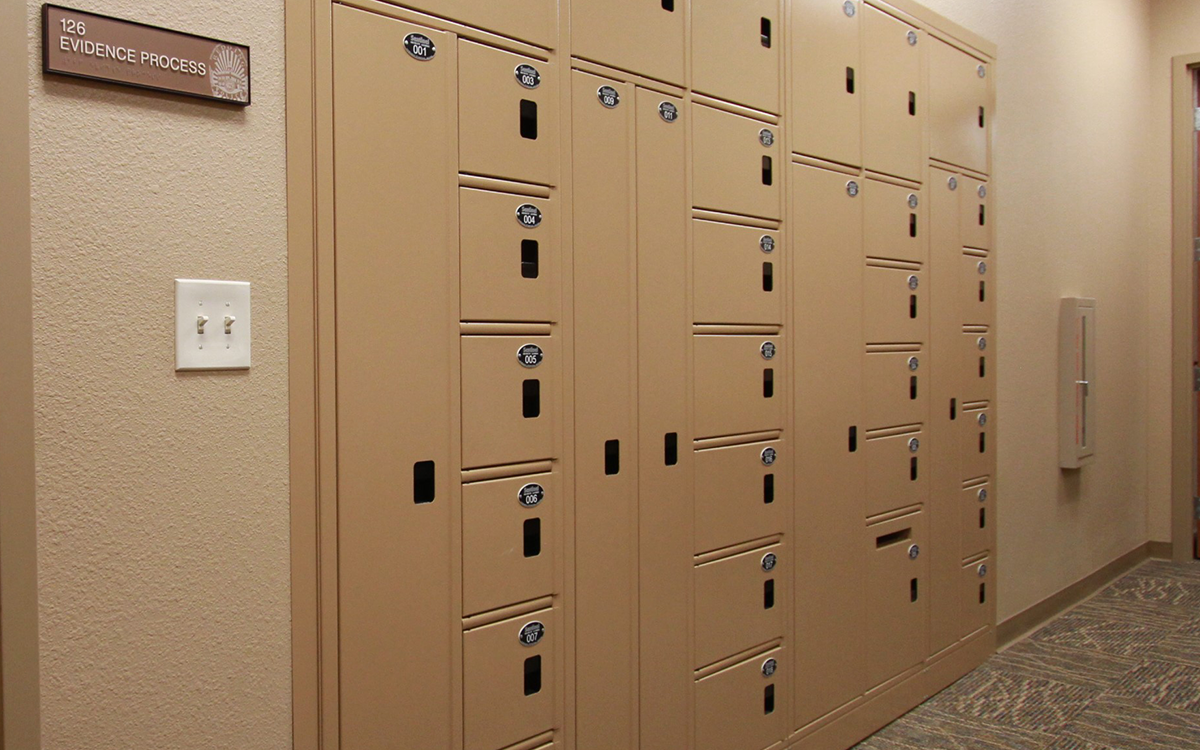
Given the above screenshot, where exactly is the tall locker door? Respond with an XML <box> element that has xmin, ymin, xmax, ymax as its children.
<box><xmin>929</xmin><ymin>38</ymin><xmax>990</xmax><ymax>174</ymax></box>
<box><xmin>960</xmin><ymin>177</ymin><xmax>991</xmax><ymax>250</ymax></box>
<box><xmin>572</xmin><ymin>71</ymin><xmax>639</xmax><ymax>750</ymax></box>
<box><xmin>791</xmin><ymin>0</ymin><xmax>861</xmax><ymax>166</ymax></box>
<box><xmin>571</xmin><ymin>0</ymin><xmax>685</xmax><ymax>86</ymax></box>
<box><xmin>865</xmin><ymin>510</ymin><xmax>929</xmax><ymax>688</ymax></box>
<box><xmin>692</xmin><ymin>104</ymin><xmax>782</xmax><ymax>220</ymax></box>
<box><xmin>332</xmin><ymin>8</ymin><xmax>457</xmax><ymax>748</ymax></box>
<box><xmin>691</xmin><ymin>0</ymin><xmax>781</xmax><ymax>114</ymax></box>
<box><xmin>862</xmin><ymin>4</ymin><xmax>923</xmax><ymax>182</ymax></box>
<box><xmin>792</xmin><ymin>164</ymin><xmax>867</xmax><ymax>727</ymax></box>
<box><xmin>399</xmin><ymin>0</ymin><xmax>556</xmax><ymax>47</ymax></box>
<box><xmin>635</xmin><ymin>87</ymin><xmax>693</xmax><ymax>750</ymax></box>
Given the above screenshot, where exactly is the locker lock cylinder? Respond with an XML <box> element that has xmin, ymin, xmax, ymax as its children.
<box><xmin>761</xmin><ymin>658</ymin><xmax>778</xmax><ymax>677</ymax></box>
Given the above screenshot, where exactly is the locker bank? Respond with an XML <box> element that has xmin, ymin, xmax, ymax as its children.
<box><xmin>2</xmin><ymin>1</ymin><xmax>1197</xmax><ymax>749</ymax></box>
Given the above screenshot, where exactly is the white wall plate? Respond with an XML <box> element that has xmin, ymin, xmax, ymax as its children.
<box><xmin>175</xmin><ymin>279</ymin><xmax>251</xmax><ymax>371</ymax></box>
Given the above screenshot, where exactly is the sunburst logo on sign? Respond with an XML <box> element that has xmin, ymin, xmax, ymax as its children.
<box><xmin>209</xmin><ymin>44</ymin><xmax>248</xmax><ymax>102</ymax></box>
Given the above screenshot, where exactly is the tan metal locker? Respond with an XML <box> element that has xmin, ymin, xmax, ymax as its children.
<box><xmin>463</xmin><ymin>607</ymin><xmax>558</xmax><ymax>750</ymax></box>
<box><xmin>694</xmin><ymin>335</ymin><xmax>784</xmax><ymax>438</ymax></box>
<box><xmin>961</xmin><ymin>479</ymin><xmax>992</xmax><ymax>559</ymax></box>
<box><xmin>960</xmin><ymin>251</ymin><xmax>993</xmax><ymax>327</ymax></box>
<box><xmin>462</xmin><ymin>472</ymin><xmax>558</xmax><ymax>616</ymax></box>
<box><xmin>694</xmin><ymin>440</ymin><xmax>788</xmax><ymax>554</ymax></box>
<box><xmin>792</xmin><ymin>163</ymin><xmax>867</xmax><ymax>727</ymax></box>
<box><xmin>791</xmin><ymin>0</ymin><xmax>861</xmax><ymax>166</ymax></box>
<box><xmin>865</xmin><ymin>510</ymin><xmax>929</xmax><ymax>688</ymax></box>
<box><xmin>929</xmin><ymin>38</ymin><xmax>990</xmax><ymax>174</ymax></box>
<box><xmin>864</xmin><ymin>346</ymin><xmax>928</xmax><ymax>430</ymax></box>
<box><xmin>691</xmin><ymin>0</ymin><xmax>781</xmax><ymax>114</ymax></box>
<box><xmin>863</xmin><ymin>426</ymin><xmax>927</xmax><ymax>518</ymax></box>
<box><xmin>960</xmin><ymin>327</ymin><xmax>993</xmax><ymax>404</ymax></box>
<box><xmin>571</xmin><ymin>70</ymin><xmax>639</xmax><ymax>750</ymax></box>
<box><xmin>862</xmin><ymin>4</ymin><xmax>923</xmax><ymax>181</ymax></box>
<box><xmin>399</xmin><ymin>0</ymin><xmax>556</xmax><ymax>48</ymax></box>
<box><xmin>960</xmin><ymin>176</ymin><xmax>991</xmax><ymax>250</ymax></box>
<box><xmin>695</xmin><ymin>647</ymin><xmax>788</xmax><ymax>750</ymax></box>
<box><xmin>864</xmin><ymin>179</ymin><xmax>926</xmax><ymax>264</ymax></box>
<box><xmin>692</xmin><ymin>103</ymin><xmax>782</xmax><ymax>220</ymax></box>
<box><xmin>693</xmin><ymin>220</ymin><xmax>782</xmax><ymax>325</ymax></box>
<box><xmin>332</xmin><ymin>8</ymin><xmax>457</xmax><ymax>748</ymax></box>
<box><xmin>863</xmin><ymin>263</ymin><xmax>924</xmax><ymax>344</ymax></box>
<box><xmin>960</xmin><ymin>557</ymin><xmax>992</xmax><ymax>638</ymax></box>
<box><xmin>460</xmin><ymin>189</ymin><xmax>558</xmax><ymax>323</ymax></box>
<box><xmin>695</xmin><ymin>543</ymin><xmax>786</xmax><ymax>668</ymax></box>
<box><xmin>959</xmin><ymin>403</ymin><xmax>992</xmax><ymax>481</ymax></box>
<box><xmin>459</xmin><ymin>41</ymin><xmax>559</xmax><ymax>186</ymax></box>
<box><xmin>571</xmin><ymin>0</ymin><xmax>685</xmax><ymax>86</ymax></box>
<box><xmin>461</xmin><ymin>335</ymin><xmax>557</xmax><ymax>469</ymax></box>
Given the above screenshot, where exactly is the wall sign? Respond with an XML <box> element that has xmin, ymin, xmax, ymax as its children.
<box><xmin>42</xmin><ymin>5</ymin><xmax>250</xmax><ymax>105</ymax></box>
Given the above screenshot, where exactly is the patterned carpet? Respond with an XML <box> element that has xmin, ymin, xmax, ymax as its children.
<box><xmin>855</xmin><ymin>559</ymin><xmax>1200</xmax><ymax>750</ymax></box>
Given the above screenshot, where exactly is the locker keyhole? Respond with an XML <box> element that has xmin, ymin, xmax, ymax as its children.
<box><xmin>662</xmin><ymin>0</ymin><xmax>675</xmax><ymax>10</ymax></box>
<box><xmin>522</xmin><ymin>379</ymin><xmax>541</xmax><ymax>418</ymax></box>
<box><xmin>979</xmin><ymin>507</ymin><xmax>986</xmax><ymax>529</ymax></box>
<box><xmin>979</xmin><ymin>280</ymin><xmax>985</xmax><ymax>302</ymax></box>
<box><xmin>605</xmin><ymin>439</ymin><xmax>620</xmax><ymax>475</ymax></box>
<box><xmin>523</xmin><ymin>517</ymin><xmax>541</xmax><ymax>557</ymax></box>
<box><xmin>909</xmin><ymin>91</ymin><xmax>917</xmax><ymax>116</ymax></box>
<box><xmin>950</xmin><ymin>398</ymin><xmax>958</xmax><ymax>420</ymax></box>
<box><xmin>760</xmin><ymin>17</ymin><xmax>772</xmax><ymax>48</ymax></box>
<box><xmin>979</xmin><ymin>582</ymin><xmax>987</xmax><ymax>603</ymax></box>
<box><xmin>979</xmin><ymin>431</ymin><xmax>986</xmax><ymax>453</ymax></box>
<box><xmin>909</xmin><ymin>294</ymin><xmax>918</xmax><ymax>319</ymax></box>
<box><xmin>519</xmin><ymin>99</ymin><xmax>538</xmax><ymax>140</ymax></box>
<box><xmin>910</xmin><ymin>456</ymin><xmax>918</xmax><ymax>481</ymax></box>
<box><xmin>764</xmin><ymin>685</ymin><xmax>775</xmax><ymax>715</ymax></box>
<box><xmin>849</xmin><ymin>426</ymin><xmax>858</xmax><ymax>452</ymax></box>
<box><xmin>413</xmin><ymin>460</ymin><xmax>435</xmax><ymax>504</ymax></box>
<box><xmin>979</xmin><ymin>205</ymin><xmax>986</xmax><ymax>226</ymax></box>
<box><xmin>762</xmin><ymin>156</ymin><xmax>773</xmax><ymax>186</ymax></box>
<box><xmin>979</xmin><ymin>356</ymin><xmax>986</xmax><ymax>378</ymax></box>
<box><xmin>910</xmin><ymin>578</ymin><xmax>919</xmax><ymax>602</ymax></box>
<box><xmin>846</xmin><ymin>67</ymin><xmax>855</xmax><ymax>94</ymax></box>
<box><xmin>909</xmin><ymin>213</ymin><xmax>918</xmax><ymax>238</ymax></box>
<box><xmin>524</xmin><ymin>655</ymin><xmax>542</xmax><ymax>696</ymax></box>
<box><xmin>762</xmin><ymin>262</ymin><xmax>774</xmax><ymax>292</ymax></box>
<box><xmin>909</xmin><ymin>375</ymin><xmax>918</xmax><ymax>400</ymax></box>
<box><xmin>979</xmin><ymin>106</ymin><xmax>986</xmax><ymax>128</ymax></box>
<box><xmin>763</xmin><ymin>368</ymin><xmax>774</xmax><ymax>398</ymax></box>
<box><xmin>665</xmin><ymin>432</ymin><xmax>678</xmax><ymax>466</ymax></box>
<box><xmin>521</xmin><ymin>240</ymin><xmax>539</xmax><ymax>279</ymax></box>
<box><xmin>763</xmin><ymin>579</ymin><xmax>775</xmax><ymax>609</ymax></box>
<box><xmin>764</xmin><ymin>473</ymin><xmax>775</xmax><ymax>504</ymax></box>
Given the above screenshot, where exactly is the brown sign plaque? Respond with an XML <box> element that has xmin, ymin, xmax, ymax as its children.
<box><xmin>42</xmin><ymin>5</ymin><xmax>250</xmax><ymax>105</ymax></box>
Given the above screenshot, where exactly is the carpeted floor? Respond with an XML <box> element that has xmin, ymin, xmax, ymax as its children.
<box><xmin>855</xmin><ymin>558</ymin><xmax>1200</xmax><ymax>750</ymax></box>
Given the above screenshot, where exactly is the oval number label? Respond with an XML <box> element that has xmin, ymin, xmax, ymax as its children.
<box><xmin>516</xmin><ymin>203</ymin><xmax>543</xmax><ymax>228</ymax></box>
<box><xmin>908</xmin><ymin>438</ymin><xmax>920</xmax><ymax>453</ymax></box>
<box><xmin>515</xmin><ymin>64</ymin><xmax>541</xmax><ymax>89</ymax></box>
<box><xmin>843</xmin><ymin>0</ymin><xmax>856</xmax><ymax>16</ymax></box>
<box><xmin>760</xmin><ymin>235</ymin><xmax>775</xmax><ymax>253</ymax></box>
<box><xmin>762</xmin><ymin>658</ymin><xmax>778</xmax><ymax>677</ymax></box>
<box><xmin>659</xmin><ymin>101</ymin><xmax>679</xmax><ymax>122</ymax></box>
<box><xmin>908</xmin><ymin>357</ymin><xmax>919</xmax><ymax>371</ymax></box>
<box><xmin>761</xmin><ymin>447</ymin><xmax>777</xmax><ymax>466</ymax></box>
<box><xmin>978</xmin><ymin>564</ymin><xmax>988</xmax><ymax>577</ymax></box>
<box><xmin>760</xmin><ymin>342</ymin><xmax>776</xmax><ymax>360</ymax></box>
<box><xmin>907</xmin><ymin>194</ymin><xmax>919</xmax><ymax>209</ymax></box>
<box><xmin>759</xmin><ymin>128</ymin><xmax>775</xmax><ymax>147</ymax></box>
<box><xmin>846</xmin><ymin>181</ymin><xmax>860</xmax><ymax>197</ymax></box>
<box><xmin>518</xmin><ymin>483</ymin><xmax>545</xmax><ymax>508</ymax></box>
<box><xmin>761</xmin><ymin>553</ymin><xmax>777</xmax><ymax>572</ymax></box>
<box><xmin>519</xmin><ymin>621</ymin><xmax>545</xmax><ymax>646</ymax></box>
<box><xmin>404</xmin><ymin>33</ymin><xmax>436</xmax><ymax>61</ymax></box>
<box><xmin>517</xmin><ymin>344</ymin><xmax>544</xmax><ymax>368</ymax></box>
<box><xmin>908</xmin><ymin>544</ymin><xmax>920</xmax><ymax>560</ymax></box>
<box><xmin>978</xmin><ymin>337</ymin><xmax>988</xmax><ymax>351</ymax></box>
<box><xmin>978</xmin><ymin>413</ymin><xmax>988</xmax><ymax>427</ymax></box>
<box><xmin>597</xmin><ymin>86</ymin><xmax>620</xmax><ymax>108</ymax></box>
<box><xmin>978</xmin><ymin>261</ymin><xmax>987</xmax><ymax>275</ymax></box>
<box><xmin>908</xmin><ymin>275</ymin><xmax>919</xmax><ymax>290</ymax></box>
<box><xmin>948</xmin><ymin>176</ymin><xmax>958</xmax><ymax>190</ymax></box>
<box><xmin>907</xmin><ymin>30</ymin><xmax>918</xmax><ymax>45</ymax></box>
<box><xmin>978</xmin><ymin>489</ymin><xmax>988</xmax><ymax>503</ymax></box>
<box><xmin>978</xmin><ymin>185</ymin><xmax>988</xmax><ymax>199</ymax></box>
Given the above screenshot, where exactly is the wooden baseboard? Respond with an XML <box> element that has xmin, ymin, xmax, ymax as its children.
<box><xmin>1148</xmin><ymin>540</ymin><xmax>1174</xmax><ymax>560</ymax></box>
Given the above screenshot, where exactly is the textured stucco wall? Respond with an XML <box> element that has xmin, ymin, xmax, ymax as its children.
<box><xmin>26</xmin><ymin>1</ymin><xmax>290</xmax><ymax>747</ymax></box>
<box><xmin>914</xmin><ymin>0</ymin><xmax>1155</xmax><ymax>621</ymax></box>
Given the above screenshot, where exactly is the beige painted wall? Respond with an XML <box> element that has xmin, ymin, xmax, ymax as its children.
<box><xmin>25</xmin><ymin>1</ymin><xmax>291</xmax><ymax>747</ymax></box>
<box><xmin>915</xmin><ymin>0</ymin><xmax>1156</xmax><ymax>620</ymax></box>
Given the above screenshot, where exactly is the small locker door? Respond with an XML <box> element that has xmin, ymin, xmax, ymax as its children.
<box><xmin>693</xmin><ymin>221</ymin><xmax>782</xmax><ymax>325</ymax></box>
<box><xmin>459</xmin><ymin>42</ymin><xmax>559</xmax><ymax>186</ymax></box>
<box><xmin>863</xmin><ymin>346</ymin><xmax>927</xmax><ymax>430</ymax></box>
<box><xmin>694</xmin><ymin>440</ymin><xmax>788</xmax><ymax>554</ymax></box>
<box><xmin>693</xmin><ymin>103</ymin><xmax>782</xmax><ymax>220</ymax></box>
<box><xmin>864</xmin><ymin>179</ymin><xmax>926</xmax><ymax>264</ymax></box>
<box><xmin>462</xmin><ymin>335</ymin><xmax>557</xmax><ymax>468</ymax></box>
<box><xmin>695</xmin><ymin>647</ymin><xmax>787</xmax><ymax>750</ymax></box>
<box><xmin>694</xmin><ymin>335</ymin><xmax>784</xmax><ymax>438</ymax></box>
<box><xmin>570</xmin><ymin>0</ymin><xmax>685</xmax><ymax>86</ymax></box>
<box><xmin>695</xmin><ymin>543</ymin><xmax>786</xmax><ymax>666</ymax></box>
<box><xmin>960</xmin><ymin>327</ymin><xmax>993</xmax><ymax>404</ymax></box>
<box><xmin>862</xmin><ymin>4</ymin><xmax>923</xmax><ymax>181</ymax></box>
<box><xmin>961</xmin><ymin>480</ymin><xmax>991</xmax><ymax>558</ymax></box>
<box><xmin>863</xmin><ymin>427</ymin><xmax>927</xmax><ymax>517</ymax></box>
<box><xmin>865</xmin><ymin>511</ymin><xmax>929</xmax><ymax>688</ymax></box>
<box><xmin>960</xmin><ymin>403</ymin><xmax>992</xmax><ymax>481</ymax></box>
<box><xmin>960</xmin><ymin>177</ymin><xmax>991</xmax><ymax>250</ymax></box>
<box><xmin>462</xmin><ymin>472</ymin><xmax>558</xmax><ymax>616</ymax></box>
<box><xmin>960</xmin><ymin>252</ymin><xmax>993</xmax><ymax>327</ymax></box>
<box><xmin>961</xmin><ymin>558</ymin><xmax>992</xmax><ymax>637</ymax></box>
<box><xmin>863</xmin><ymin>264</ymin><xmax>924</xmax><ymax>344</ymax></box>
<box><xmin>929</xmin><ymin>38</ymin><xmax>990</xmax><ymax>174</ymax></box>
<box><xmin>400</xmin><ymin>0</ymin><xmax>556</xmax><ymax>47</ymax></box>
<box><xmin>463</xmin><ymin>608</ymin><xmax>558</xmax><ymax>750</ymax></box>
<box><xmin>791</xmin><ymin>0</ymin><xmax>861</xmax><ymax>166</ymax></box>
<box><xmin>692</xmin><ymin>0</ymin><xmax>781</xmax><ymax>114</ymax></box>
<box><xmin>460</xmin><ymin>189</ymin><xmax>557</xmax><ymax>323</ymax></box>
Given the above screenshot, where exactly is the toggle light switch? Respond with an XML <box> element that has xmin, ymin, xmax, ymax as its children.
<box><xmin>175</xmin><ymin>279</ymin><xmax>251</xmax><ymax>371</ymax></box>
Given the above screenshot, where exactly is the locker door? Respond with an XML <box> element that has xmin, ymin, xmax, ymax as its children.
<box><xmin>863</xmin><ymin>427</ymin><xmax>927</xmax><ymax>518</ymax></box>
<box><xmin>694</xmin><ymin>335</ymin><xmax>784</xmax><ymax>438</ymax></box>
<box><xmin>694</xmin><ymin>440</ymin><xmax>789</xmax><ymax>554</ymax></box>
<box><xmin>693</xmin><ymin>221</ymin><xmax>782</xmax><ymax>325</ymax></box>
<box><xmin>960</xmin><ymin>327</ymin><xmax>993</xmax><ymax>403</ymax></box>
<box><xmin>791</xmin><ymin>0</ymin><xmax>861</xmax><ymax>166</ymax></box>
<box><xmin>460</xmin><ymin>189</ymin><xmax>557</xmax><ymax>323</ymax></box>
<box><xmin>461</xmin><ymin>335</ymin><xmax>557</xmax><ymax>468</ymax></box>
<box><xmin>696</xmin><ymin>647</ymin><xmax>787</xmax><ymax>750</ymax></box>
<box><xmin>463</xmin><ymin>608</ymin><xmax>558</xmax><ymax>750</ymax></box>
<box><xmin>960</xmin><ymin>403</ymin><xmax>992</xmax><ymax>481</ymax></box>
<box><xmin>692</xmin><ymin>0</ymin><xmax>781</xmax><ymax>114</ymax></box>
<box><xmin>462</xmin><ymin>472</ymin><xmax>558</xmax><ymax>616</ymax></box>
<box><xmin>863</xmin><ymin>263</ymin><xmax>924</xmax><ymax>344</ymax></box>
<box><xmin>399</xmin><ymin>0</ymin><xmax>556</xmax><ymax>47</ymax></box>
<box><xmin>693</xmin><ymin>103</ymin><xmax>781</xmax><ymax>220</ymax></box>
<box><xmin>862</xmin><ymin>5</ymin><xmax>922</xmax><ymax>181</ymax></box>
<box><xmin>863</xmin><ymin>346</ymin><xmax>928</xmax><ymax>430</ymax></box>
<box><xmin>332</xmin><ymin>9</ymin><xmax>457</xmax><ymax>748</ymax></box>
<box><xmin>961</xmin><ymin>558</ymin><xmax>992</xmax><ymax>637</ymax></box>
<box><xmin>571</xmin><ymin>70</ymin><xmax>638</xmax><ymax>750</ymax></box>
<box><xmin>571</xmin><ymin>0</ymin><xmax>685</xmax><ymax>85</ymax></box>
<box><xmin>960</xmin><ymin>252</ymin><xmax>993</xmax><ymax>327</ymax></box>
<box><xmin>864</xmin><ymin>179</ymin><xmax>926</xmax><ymax>264</ymax></box>
<box><xmin>961</xmin><ymin>480</ymin><xmax>992</xmax><ymax>559</ymax></box>
<box><xmin>960</xmin><ymin>176</ymin><xmax>991</xmax><ymax>250</ymax></box>
<box><xmin>865</xmin><ymin>511</ymin><xmax>929</xmax><ymax>688</ymax></box>
<box><xmin>459</xmin><ymin>41</ymin><xmax>559</xmax><ymax>186</ymax></box>
<box><xmin>695</xmin><ymin>544</ymin><xmax>786</xmax><ymax>666</ymax></box>
<box><xmin>929</xmin><ymin>38</ymin><xmax>990</xmax><ymax>174</ymax></box>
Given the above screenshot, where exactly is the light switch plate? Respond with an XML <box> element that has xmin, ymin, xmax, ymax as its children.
<box><xmin>175</xmin><ymin>279</ymin><xmax>251</xmax><ymax>371</ymax></box>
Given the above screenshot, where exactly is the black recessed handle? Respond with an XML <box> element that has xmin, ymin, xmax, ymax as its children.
<box><xmin>979</xmin><ymin>204</ymin><xmax>986</xmax><ymax>226</ymax></box>
<box><xmin>909</xmin><ymin>213</ymin><xmax>918</xmax><ymax>238</ymax></box>
<box><xmin>909</xmin><ymin>91</ymin><xmax>917</xmax><ymax>116</ymax></box>
<box><xmin>522</xmin><ymin>379</ymin><xmax>541</xmax><ymax>418</ymax></box>
<box><xmin>846</xmin><ymin>67</ymin><xmax>855</xmax><ymax>94</ymax></box>
<box><xmin>909</xmin><ymin>293</ymin><xmax>917</xmax><ymax>319</ymax></box>
<box><xmin>521</xmin><ymin>239</ymin><xmax>539</xmax><ymax>279</ymax></box>
<box><xmin>979</xmin><ymin>356</ymin><xmax>986</xmax><ymax>378</ymax></box>
<box><xmin>950</xmin><ymin>398</ymin><xmax>958</xmax><ymax>420</ymax></box>
<box><xmin>979</xmin><ymin>106</ymin><xmax>986</xmax><ymax>128</ymax></box>
<box><xmin>910</xmin><ymin>375</ymin><xmax>918</xmax><ymax>401</ymax></box>
<box><xmin>762</xmin><ymin>156</ymin><xmax>773</xmax><ymax>186</ymax></box>
<box><xmin>605</xmin><ymin>439</ymin><xmax>620</xmax><ymax>475</ymax></box>
<box><xmin>910</xmin><ymin>456</ymin><xmax>918</xmax><ymax>481</ymax></box>
<box><xmin>764</xmin><ymin>685</ymin><xmax>775</xmax><ymax>715</ymax></box>
<box><xmin>520</xmin><ymin>99</ymin><xmax>538</xmax><ymax>140</ymax></box>
<box><xmin>762</xmin><ymin>262</ymin><xmax>774</xmax><ymax>292</ymax></box>
<box><xmin>413</xmin><ymin>460</ymin><xmax>435</xmax><ymax>504</ymax></box>
<box><xmin>763</xmin><ymin>579</ymin><xmax>775</xmax><ymax>609</ymax></box>
<box><xmin>661</xmin><ymin>0</ymin><xmax>675</xmax><ymax>10</ymax></box>
<box><xmin>523</xmin><ymin>517</ymin><xmax>541</xmax><ymax>557</ymax></box>
<box><xmin>910</xmin><ymin>578</ymin><xmax>919</xmax><ymax>602</ymax></box>
<box><xmin>979</xmin><ymin>431</ymin><xmax>986</xmax><ymax>454</ymax></box>
<box><xmin>980</xmin><ymin>582</ymin><xmax>987</xmax><ymax>604</ymax></box>
<box><xmin>763</xmin><ymin>473</ymin><xmax>774</xmax><ymax>504</ymax></box>
<box><xmin>763</xmin><ymin>368</ymin><xmax>774</xmax><ymax>398</ymax></box>
<box><xmin>979</xmin><ymin>507</ymin><xmax>986</xmax><ymax>529</ymax></box>
<box><xmin>849</xmin><ymin>426</ymin><xmax>858</xmax><ymax>453</ymax></box>
<box><xmin>979</xmin><ymin>280</ymin><xmax>986</xmax><ymax>302</ymax></box>
<box><xmin>760</xmin><ymin>17</ymin><xmax>772</xmax><ymax>48</ymax></box>
<box><xmin>664</xmin><ymin>432</ymin><xmax>678</xmax><ymax>466</ymax></box>
<box><xmin>524</xmin><ymin>655</ymin><xmax>542</xmax><ymax>696</ymax></box>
